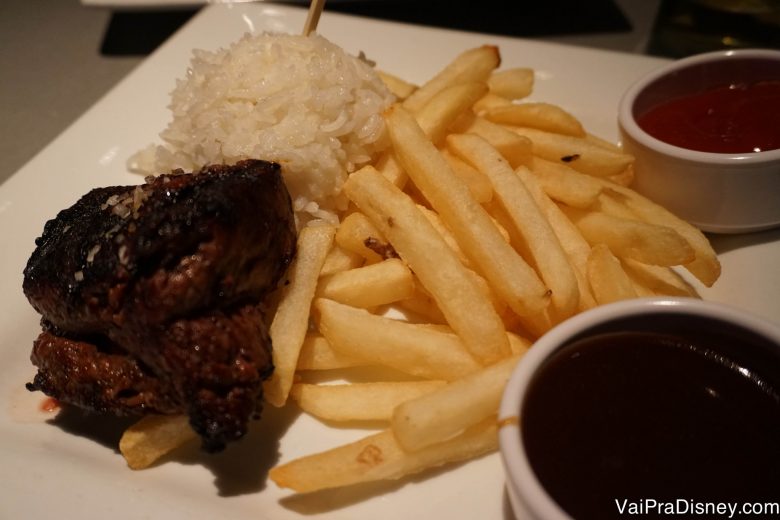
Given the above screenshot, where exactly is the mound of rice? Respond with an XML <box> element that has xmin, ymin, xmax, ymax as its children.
<box><xmin>128</xmin><ymin>32</ymin><xmax>395</xmax><ymax>226</ymax></box>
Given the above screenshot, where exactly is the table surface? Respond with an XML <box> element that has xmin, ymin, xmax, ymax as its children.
<box><xmin>0</xmin><ymin>0</ymin><xmax>664</xmax><ymax>187</ymax></box>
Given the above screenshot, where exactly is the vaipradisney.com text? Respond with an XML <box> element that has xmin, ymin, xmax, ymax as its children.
<box><xmin>615</xmin><ymin>499</ymin><xmax>780</xmax><ymax>518</ymax></box>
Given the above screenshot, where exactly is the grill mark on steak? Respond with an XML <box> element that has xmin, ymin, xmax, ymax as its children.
<box><xmin>23</xmin><ymin>160</ymin><xmax>297</xmax><ymax>451</ymax></box>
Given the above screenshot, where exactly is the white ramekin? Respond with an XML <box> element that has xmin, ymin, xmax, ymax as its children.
<box><xmin>618</xmin><ymin>49</ymin><xmax>780</xmax><ymax>234</ymax></box>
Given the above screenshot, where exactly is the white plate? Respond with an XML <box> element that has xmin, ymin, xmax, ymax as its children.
<box><xmin>1</xmin><ymin>4</ymin><xmax>778</xmax><ymax>519</ymax></box>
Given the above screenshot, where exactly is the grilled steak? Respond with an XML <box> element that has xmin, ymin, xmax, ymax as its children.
<box><xmin>23</xmin><ymin>160</ymin><xmax>297</xmax><ymax>451</ymax></box>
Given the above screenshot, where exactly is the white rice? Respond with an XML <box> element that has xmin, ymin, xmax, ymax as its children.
<box><xmin>128</xmin><ymin>32</ymin><xmax>395</xmax><ymax>227</ymax></box>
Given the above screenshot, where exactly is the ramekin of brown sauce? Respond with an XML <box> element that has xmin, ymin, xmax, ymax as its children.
<box><xmin>618</xmin><ymin>49</ymin><xmax>780</xmax><ymax>234</ymax></box>
<box><xmin>498</xmin><ymin>297</ymin><xmax>780</xmax><ymax>520</ymax></box>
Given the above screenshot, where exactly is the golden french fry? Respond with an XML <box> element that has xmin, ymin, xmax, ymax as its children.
<box><xmin>392</xmin><ymin>355</ymin><xmax>519</xmax><ymax>451</ymax></box>
<box><xmin>386</xmin><ymin>106</ymin><xmax>550</xmax><ymax>320</ymax></box>
<box><xmin>402</xmin><ymin>45</ymin><xmax>500</xmax><ymax>113</ymax></box>
<box><xmin>398</xmin><ymin>283</ymin><xmax>448</xmax><ymax>324</ymax></box>
<box><xmin>508</xmin><ymin>126</ymin><xmax>635</xmax><ymax>177</ymax></box>
<box><xmin>516</xmin><ymin>166</ymin><xmax>597</xmax><ymax>313</ymax></box>
<box><xmin>585</xmin><ymin>132</ymin><xmax>622</xmax><ymax>152</ymax></box>
<box><xmin>415</xmin><ymin>204</ymin><xmax>471</xmax><ymax>267</ymax></box>
<box><xmin>621</xmin><ymin>258</ymin><xmax>700</xmax><ymax>298</ymax></box>
<box><xmin>528</xmin><ymin>157</ymin><xmax>602</xmax><ymax>209</ymax></box>
<box><xmin>441</xmin><ymin>149</ymin><xmax>493</xmax><ymax>203</ymax></box>
<box><xmin>343</xmin><ymin>165</ymin><xmax>510</xmax><ymax>364</ymax></box>
<box><xmin>629</xmin><ymin>275</ymin><xmax>658</xmax><ymax>297</ymax></box>
<box><xmin>296</xmin><ymin>333</ymin><xmax>365</xmax><ymax>371</ymax></box>
<box><xmin>447</xmin><ymin>133</ymin><xmax>577</xmax><ymax>318</ymax></box>
<box><xmin>587</xmin><ymin>244</ymin><xmax>638</xmax><ymax>304</ymax></box>
<box><xmin>375</xmin><ymin>151</ymin><xmax>407</xmax><ymax>188</ymax></box>
<box><xmin>472</xmin><ymin>91</ymin><xmax>512</xmax><ymax>114</ymax></box>
<box><xmin>416</xmin><ymin>82</ymin><xmax>489</xmax><ymax>144</ymax></box>
<box><xmin>607</xmin><ymin>165</ymin><xmax>636</xmax><ymax>186</ymax></box>
<box><xmin>291</xmin><ymin>380</ymin><xmax>447</xmax><ymax>422</ymax></box>
<box><xmin>595</xmin><ymin>188</ymin><xmax>641</xmax><ymax>220</ymax></box>
<box><xmin>335</xmin><ymin>212</ymin><xmax>391</xmax><ymax>263</ymax></box>
<box><xmin>320</xmin><ymin>244</ymin><xmax>364</xmax><ymax>277</ymax></box>
<box><xmin>119</xmin><ymin>415</ymin><xmax>196</xmax><ymax>470</ymax></box>
<box><xmin>316</xmin><ymin>298</ymin><xmax>482</xmax><ymax>380</ymax></box>
<box><xmin>591</xmin><ymin>179</ymin><xmax>721</xmax><ymax>287</ymax></box>
<box><xmin>452</xmin><ymin>113</ymin><xmax>533</xmax><ymax>168</ymax></box>
<box><xmin>377</xmin><ymin>70</ymin><xmax>417</xmax><ymax>100</ymax></box>
<box><xmin>485</xmin><ymin>103</ymin><xmax>585</xmax><ymax>137</ymax></box>
<box><xmin>376</xmin><ymin>82</ymin><xmax>487</xmax><ymax>188</ymax></box>
<box><xmin>487</xmin><ymin>67</ymin><xmax>534</xmax><ymax>100</ymax></box>
<box><xmin>563</xmin><ymin>207</ymin><xmax>695</xmax><ymax>267</ymax></box>
<box><xmin>507</xmin><ymin>331</ymin><xmax>533</xmax><ymax>355</ymax></box>
<box><xmin>264</xmin><ymin>225</ymin><xmax>336</xmax><ymax>407</ymax></box>
<box><xmin>269</xmin><ymin>416</ymin><xmax>497</xmax><ymax>493</ymax></box>
<box><xmin>316</xmin><ymin>258</ymin><xmax>414</xmax><ymax>308</ymax></box>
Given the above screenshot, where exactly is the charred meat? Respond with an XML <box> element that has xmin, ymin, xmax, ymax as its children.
<box><xmin>23</xmin><ymin>160</ymin><xmax>297</xmax><ymax>451</ymax></box>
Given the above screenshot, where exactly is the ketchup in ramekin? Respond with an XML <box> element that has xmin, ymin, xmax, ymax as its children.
<box><xmin>636</xmin><ymin>80</ymin><xmax>780</xmax><ymax>154</ymax></box>
<box><xmin>617</xmin><ymin>49</ymin><xmax>780</xmax><ymax>234</ymax></box>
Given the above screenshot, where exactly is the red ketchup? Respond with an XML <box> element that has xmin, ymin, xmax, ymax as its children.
<box><xmin>637</xmin><ymin>80</ymin><xmax>780</xmax><ymax>153</ymax></box>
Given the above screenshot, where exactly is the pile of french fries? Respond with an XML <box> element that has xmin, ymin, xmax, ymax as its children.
<box><xmin>118</xmin><ymin>45</ymin><xmax>721</xmax><ymax>495</ymax></box>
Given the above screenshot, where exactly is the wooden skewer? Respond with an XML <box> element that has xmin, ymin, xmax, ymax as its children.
<box><xmin>302</xmin><ymin>0</ymin><xmax>327</xmax><ymax>36</ymax></box>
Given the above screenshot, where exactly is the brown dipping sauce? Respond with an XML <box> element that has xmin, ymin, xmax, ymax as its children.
<box><xmin>521</xmin><ymin>330</ymin><xmax>780</xmax><ymax>519</ymax></box>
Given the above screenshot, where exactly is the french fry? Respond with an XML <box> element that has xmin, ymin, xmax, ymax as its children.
<box><xmin>377</xmin><ymin>82</ymin><xmax>489</xmax><ymax>188</ymax></box>
<box><xmin>402</xmin><ymin>45</ymin><xmax>500</xmax><ymax>113</ymax></box>
<box><xmin>264</xmin><ymin>225</ymin><xmax>336</xmax><ymax>407</ymax></box>
<box><xmin>607</xmin><ymin>165</ymin><xmax>636</xmax><ymax>187</ymax></box>
<box><xmin>528</xmin><ymin>157</ymin><xmax>602</xmax><ymax>209</ymax></box>
<box><xmin>335</xmin><ymin>212</ymin><xmax>390</xmax><ymax>263</ymax></box>
<box><xmin>585</xmin><ymin>132</ymin><xmax>623</xmax><ymax>152</ymax></box>
<box><xmin>119</xmin><ymin>415</ymin><xmax>196</xmax><ymax>470</ymax></box>
<box><xmin>386</xmin><ymin>106</ymin><xmax>550</xmax><ymax>320</ymax></box>
<box><xmin>375</xmin><ymin>151</ymin><xmax>407</xmax><ymax>188</ymax></box>
<box><xmin>487</xmin><ymin>67</ymin><xmax>534</xmax><ymax>99</ymax></box>
<box><xmin>591</xmin><ymin>178</ymin><xmax>721</xmax><ymax>287</ymax></box>
<box><xmin>291</xmin><ymin>381</ymin><xmax>447</xmax><ymax>422</ymax></box>
<box><xmin>441</xmin><ymin>149</ymin><xmax>493</xmax><ymax>203</ymax></box>
<box><xmin>269</xmin><ymin>416</ymin><xmax>498</xmax><ymax>493</ymax></box>
<box><xmin>316</xmin><ymin>298</ymin><xmax>482</xmax><ymax>380</ymax></box>
<box><xmin>595</xmin><ymin>188</ymin><xmax>641</xmax><ymax>220</ymax></box>
<box><xmin>397</xmin><ymin>283</ymin><xmax>448</xmax><ymax>324</ymax></box>
<box><xmin>485</xmin><ymin>103</ymin><xmax>585</xmax><ymax>137</ymax></box>
<box><xmin>296</xmin><ymin>333</ymin><xmax>365</xmax><ymax>371</ymax></box>
<box><xmin>416</xmin><ymin>204</ymin><xmax>471</xmax><ymax>267</ymax></box>
<box><xmin>507</xmin><ymin>331</ymin><xmax>533</xmax><ymax>355</ymax></box>
<box><xmin>392</xmin><ymin>355</ymin><xmax>520</xmax><ymax>451</ymax></box>
<box><xmin>508</xmin><ymin>126</ymin><xmax>634</xmax><ymax>177</ymax></box>
<box><xmin>319</xmin><ymin>244</ymin><xmax>364</xmax><ymax>277</ymax></box>
<box><xmin>516</xmin><ymin>166</ymin><xmax>597</xmax><ymax>313</ymax></box>
<box><xmin>563</xmin><ymin>206</ymin><xmax>695</xmax><ymax>266</ymax></box>
<box><xmin>377</xmin><ymin>70</ymin><xmax>417</xmax><ymax>100</ymax></box>
<box><xmin>415</xmin><ymin>82</ymin><xmax>488</xmax><ymax>144</ymax></box>
<box><xmin>447</xmin><ymin>133</ymin><xmax>578</xmax><ymax>319</ymax></box>
<box><xmin>587</xmin><ymin>244</ymin><xmax>638</xmax><ymax>304</ymax></box>
<box><xmin>629</xmin><ymin>274</ymin><xmax>657</xmax><ymax>297</ymax></box>
<box><xmin>316</xmin><ymin>258</ymin><xmax>415</xmax><ymax>308</ymax></box>
<box><xmin>621</xmin><ymin>258</ymin><xmax>700</xmax><ymax>298</ymax></box>
<box><xmin>472</xmin><ymin>91</ymin><xmax>512</xmax><ymax>114</ymax></box>
<box><xmin>451</xmin><ymin>113</ymin><xmax>533</xmax><ymax>167</ymax></box>
<box><xmin>343</xmin><ymin>165</ymin><xmax>510</xmax><ymax>364</ymax></box>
